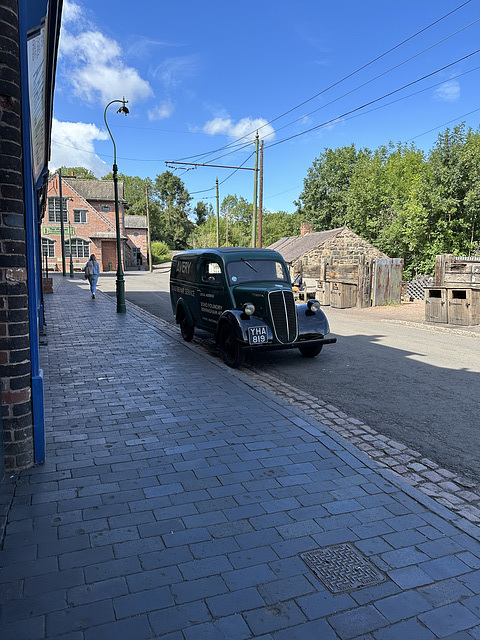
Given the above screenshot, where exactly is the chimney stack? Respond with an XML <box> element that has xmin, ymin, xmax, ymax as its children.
<box><xmin>301</xmin><ymin>221</ymin><xmax>313</xmax><ymax>236</ymax></box>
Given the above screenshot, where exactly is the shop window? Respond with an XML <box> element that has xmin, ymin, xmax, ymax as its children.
<box><xmin>41</xmin><ymin>237</ymin><xmax>55</xmax><ymax>258</ymax></box>
<box><xmin>65</xmin><ymin>239</ymin><xmax>90</xmax><ymax>258</ymax></box>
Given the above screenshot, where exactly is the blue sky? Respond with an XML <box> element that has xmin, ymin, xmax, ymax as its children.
<box><xmin>50</xmin><ymin>0</ymin><xmax>480</xmax><ymax>215</ymax></box>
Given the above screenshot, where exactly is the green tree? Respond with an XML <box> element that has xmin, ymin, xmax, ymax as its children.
<box><xmin>423</xmin><ymin>124</ymin><xmax>480</xmax><ymax>262</ymax></box>
<box><xmin>53</xmin><ymin>166</ymin><xmax>96</xmax><ymax>179</ymax></box>
<box><xmin>261</xmin><ymin>210</ymin><xmax>301</xmax><ymax>246</ymax></box>
<box><xmin>150</xmin><ymin>171</ymin><xmax>194</xmax><ymax>249</ymax></box>
<box><xmin>295</xmin><ymin>144</ymin><xmax>366</xmax><ymax>230</ymax></box>
<box><xmin>220</xmin><ymin>194</ymin><xmax>252</xmax><ymax>246</ymax></box>
<box><xmin>193</xmin><ymin>201</ymin><xmax>211</xmax><ymax>226</ymax></box>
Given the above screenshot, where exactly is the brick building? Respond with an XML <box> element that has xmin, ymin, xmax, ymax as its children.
<box><xmin>44</xmin><ymin>175</ymin><xmax>148</xmax><ymax>272</ymax></box>
<box><xmin>0</xmin><ymin>0</ymin><xmax>62</xmax><ymax>474</ymax></box>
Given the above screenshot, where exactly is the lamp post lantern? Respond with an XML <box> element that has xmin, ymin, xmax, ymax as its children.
<box><xmin>104</xmin><ymin>97</ymin><xmax>129</xmax><ymax>313</ymax></box>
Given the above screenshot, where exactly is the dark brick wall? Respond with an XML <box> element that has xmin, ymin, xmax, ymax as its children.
<box><xmin>0</xmin><ymin>0</ymin><xmax>34</xmax><ymax>471</ymax></box>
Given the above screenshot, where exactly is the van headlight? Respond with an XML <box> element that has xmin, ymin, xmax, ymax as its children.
<box><xmin>243</xmin><ymin>302</ymin><xmax>255</xmax><ymax>316</ymax></box>
<box><xmin>307</xmin><ymin>299</ymin><xmax>321</xmax><ymax>312</ymax></box>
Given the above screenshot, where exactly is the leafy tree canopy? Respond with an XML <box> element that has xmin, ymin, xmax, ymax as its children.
<box><xmin>52</xmin><ymin>166</ymin><xmax>96</xmax><ymax>179</ymax></box>
<box><xmin>295</xmin><ymin>124</ymin><xmax>480</xmax><ymax>277</ymax></box>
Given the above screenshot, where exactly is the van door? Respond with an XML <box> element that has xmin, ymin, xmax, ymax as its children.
<box><xmin>196</xmin><ymin>258</ymin><xmax>230</xmax><ymax>332</ymax></box>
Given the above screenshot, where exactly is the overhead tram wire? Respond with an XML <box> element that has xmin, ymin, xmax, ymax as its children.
<box><xmin>264</xmin><ymin>17</ymin><xmax>480</xmax><ymax>140</ymax></box>
<box><xmin>405</xmin><ymin>107</ymin><xmax>480</xmax><ymax>142</ymax></box>
<box><xmin>52</xmin><ymin>62</ymin><xmax>480</xmax><ymax>168</ymax></box>
<box><xmin>171</xmin><ymin>0</ymin><xmax>474</xmax><ymax>164</ymax></box>
<box><xmin>325</xmin><ymin>65</ymin><xmax>480</xmax><ymax>129</ymax></box>
<box><xmin>266</xmin><ymin>48</ymin><xmax>480</xmax><ymax>149</ymax></box>
<box><xmin>188</xmin><ymin>150</ymin><xmax>256</xmax><ymax>197</ymax></box>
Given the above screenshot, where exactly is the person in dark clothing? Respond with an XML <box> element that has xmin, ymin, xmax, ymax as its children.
<box><xmin>292</xmin><ymin>271</ymin><xmax>303</xmax><ymax>291</ymax></box>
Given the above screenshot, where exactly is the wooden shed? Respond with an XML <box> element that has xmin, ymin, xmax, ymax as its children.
<box><xmin>426</xmin><ymin>254</ymin><xmax>480</xmax><ymax>325</ymax></box>
<box><xmin>268</xmin><ymin>225</ymin><xmax>403</xmax><ymax>308</ymax></box>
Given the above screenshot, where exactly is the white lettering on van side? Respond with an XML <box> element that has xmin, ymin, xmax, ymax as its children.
<box><xmin>176</xmin><ymin>261</ymin><xmax>192</xmax><ymax>276</ymax></box>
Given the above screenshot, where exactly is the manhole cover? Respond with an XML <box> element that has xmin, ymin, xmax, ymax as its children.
<box><xmin>300</xmin><ymin>543</ymin><xmax>386</xmax><ymax>593</ymax></box>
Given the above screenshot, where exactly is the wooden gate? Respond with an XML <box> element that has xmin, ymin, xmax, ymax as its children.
<box><xmin>372</xmin><ymin>258</ymin><xmax>404</xmax><ymax>306</ymax></box>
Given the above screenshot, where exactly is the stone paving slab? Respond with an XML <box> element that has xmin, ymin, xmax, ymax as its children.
<box><xmin>1</xmin><ymin>276</ymin><xmax>480</xmax><ymax>639</ymax></box>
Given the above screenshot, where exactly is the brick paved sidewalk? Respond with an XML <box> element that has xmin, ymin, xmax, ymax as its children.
<box><xmin>1</xmin><ymin>276</ymin><xmax>480</xmax><ymax>639</ymax></box>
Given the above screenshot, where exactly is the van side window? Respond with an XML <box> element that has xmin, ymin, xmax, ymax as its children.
<box><xmin>202</xmin><ymin>261</ymin><xmax>223</xmax><ymax>284</ymax></box>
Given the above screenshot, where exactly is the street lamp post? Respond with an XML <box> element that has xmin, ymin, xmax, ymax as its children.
<box><xmin>104</xmin><ymin>97</ymin><xmax>129</xmax><ymax>313</ymax></box>
<box><xmin>68</xmin><ymin>215</ymin><xmax>74</xmax><ymax>278</ymax></box>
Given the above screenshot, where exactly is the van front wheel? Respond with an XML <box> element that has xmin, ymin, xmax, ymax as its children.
<box><xmin>219</xmin><ymin>324</ymin><xmax>245</xmax><ymax>368</ymax></box>
<box><xmin>298</xmin><ymin>344</ymin><xmax>323</xmax><ymax>358</ymax></box>
<box><xmin>179</xmin><ymin>309</ymin><xmax>194</xmax><ymax>342</ymax></box>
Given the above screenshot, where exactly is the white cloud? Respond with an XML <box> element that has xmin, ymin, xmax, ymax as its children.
<box><xmin>148</xmin><ymin>101</ymin><xmax>175</xmax><ymax>121</ymax></box>
<box><xmin>203</xmin><ymin>117</ymin><xmax>275</xmax><ymax>142</ymax></box>
<box><xmin>151</xmin><ymin>56</ymin><xmax>199</xmax><ymax>90</ymax></box>
<box><xmin>58</xmin><ymin>11</ymin><xmax>153</xmax><ymax>106</ymax></box>
<box><xmin>49</xmin><ymin>119</ymin><xmax>109</xmax><ymax>177</ymax></box>
<box><xmin>61</xmin><ymin>0</ymin><xmax>83</xmax><ymax>24</ymax></box>
<box><xmin>434</xmin><ymin>80</ymin><xmax>460</xmax><ymax>102</ymax></box>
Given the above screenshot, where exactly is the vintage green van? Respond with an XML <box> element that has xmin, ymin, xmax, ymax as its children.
<box><xmin>170</xmin><ymin>247</ymin><xmax>336</xmax><ymax>368</ymax></box>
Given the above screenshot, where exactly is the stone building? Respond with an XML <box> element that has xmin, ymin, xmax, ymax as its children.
<box><xmin>44</xmin><ymin>175</ymin><xmax>148</xmax><ymax>272</ymax></box>
<box><xmin>269</xmin><ymin>223</ymin><xmax>402</xmax><ymax>307</ymax></box>
<box><xmin>269</xmin><ymin>224</ymin><xmax>387</xmax><ymax>276</ymax></box>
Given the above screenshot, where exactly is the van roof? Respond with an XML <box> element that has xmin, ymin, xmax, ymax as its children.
<box><xmin>173</xmin><ymin>247</ymin><xmax>285</xmax><ymax>263</ymax></box>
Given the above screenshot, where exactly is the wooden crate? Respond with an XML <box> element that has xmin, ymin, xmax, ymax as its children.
<box><xmin>316</xmin><ymin>281</ymin><xmax>331</xmax><ymax>306</ymax></box>
<box><xmin>330</xmin><ymin>282</ymin><xmax>357</xmax><ymax>309</ymax></box>
<box><xmin>425</xmin><ymin>288</ymin><xmax>447</xmax><ymax>323</ymax></box>
<box><xmin>447</xmin><ymin>288</ymin><xmax>480</xmax><ymax>326</ymax></box>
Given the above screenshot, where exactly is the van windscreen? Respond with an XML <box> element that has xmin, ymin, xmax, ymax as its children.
<box><xmin>226</xmin><ymin>259</ymin><xmax>289</xmax><ymax>285</ymax></box>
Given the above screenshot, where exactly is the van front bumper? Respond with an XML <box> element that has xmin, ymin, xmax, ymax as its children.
<box><xmin>242</xmin><ymin>336</ymin><xmax>337</xmax><ymax>352</ymax></box>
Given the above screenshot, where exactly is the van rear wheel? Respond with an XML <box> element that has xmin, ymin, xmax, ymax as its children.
<box><xmin>219</xmin><ymin>324</ymin><xmax>245</xmax><ymax>368</ymax></box>
<box><xmin>179</xmin><ymin>309</ymin><xmax>194</xmax><ymax>342</ymax></box>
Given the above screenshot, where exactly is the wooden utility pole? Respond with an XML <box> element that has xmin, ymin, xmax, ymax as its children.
<box><xmin>258</xmin><ymin>139</ymin><xmax>264</xmax><ymax>248</ymax></box>
<box><xmin>216</xmin><ymin>178</ymin><xmax>220</xmax><ymax>247</ymax></box>
<box><xmin>226</xmin><ymin>209</ymin><xmax>229</xmax><ymax>247</ymax></box>
<box><xmin>145</xmin><ymin>187</ymin><xmax>153</xmax><ymax>272</ymax></box>
<box><xmin>251</xmin><ymin>131</ymin><xmax>259</xmax><ymax>247</ymax></box>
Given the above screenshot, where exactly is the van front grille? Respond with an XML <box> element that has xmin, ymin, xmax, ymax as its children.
<box><xmin>268</xmin><ymin>290</ymin><xmax>297</xmax><ymax>344</ymax></box>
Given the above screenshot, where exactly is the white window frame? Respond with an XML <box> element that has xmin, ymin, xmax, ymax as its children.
<box><xmin>41</xmin><ymin>237</ymin><xmax>55</xmax><ymax>258</ymax></box>
<box><xmin>48</xmin><ymin>196</ymin><xmax>68</xmax><ymax>223</ymax></box>
<box><xmin>65</xmin><ymin>239</ymin><xmax>90</xmax><ymax>258</ymax></box>
<box><xmin>74</xmin><ymin>209</ymin><xmax>88</xmax><ymax>224</ymax></box>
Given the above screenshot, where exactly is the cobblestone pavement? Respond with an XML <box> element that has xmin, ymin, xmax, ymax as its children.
<box><xmin>2</xmin><ymin>276</ymin><xmax>480</xmax><ymax>639</ymax></box>
<box><xmin>125</xmin><ymin>293</ymin><xmax>480</xmax><ymax>528</ymax></box>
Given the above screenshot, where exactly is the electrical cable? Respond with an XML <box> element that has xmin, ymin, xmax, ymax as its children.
<box><xmin>262</xmin><ymin>17</ymin><xmax>480</xmax><ymax>142</ymax></box>
<box><xmin>266</xmin><ymin>48</ymin><xmax>480</xmax><ymax>149</ymax></box>
<box><xmin>171</xmin><ymin>0</ymin><xmax>475</xmax><ymax>163</ymax></box>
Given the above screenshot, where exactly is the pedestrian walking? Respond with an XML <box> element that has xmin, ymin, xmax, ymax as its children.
<box><xmin>84</xmin><ymin>254</ymin><xmax>100</xmax><ymax>299</ymax></box>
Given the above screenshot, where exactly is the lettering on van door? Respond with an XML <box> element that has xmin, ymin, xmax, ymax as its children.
<box><xmin>200</xmin><ymin>300</ymin><xmax>223</xmax><ymax>318</ymax></box>
<box><xmin>171</xmin><ymin>284</ymin><xmax>195</xmax><ymax>297</ymax></box>
<box><xmin>176</xmin><ymin>261</ymin><xmax>192</xmax><ymax>276</ymax></box>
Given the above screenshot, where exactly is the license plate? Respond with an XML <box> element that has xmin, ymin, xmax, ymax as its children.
<box><xmin>248</xmin><ymin>326</ymin><xmax>268</xmax><ymax>345</ymax></box>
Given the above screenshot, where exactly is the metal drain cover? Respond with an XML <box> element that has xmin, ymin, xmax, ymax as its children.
<box><xmin>300</xmin><ymin>543</ymin><xmax>386</xmax><ymax>593</ymax></box>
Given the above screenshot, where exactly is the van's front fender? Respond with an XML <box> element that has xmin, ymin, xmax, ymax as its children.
<box><xmin>296</xmin><ymin>302</ymin><xmax>330</xmax><ymax>336</ymax></box>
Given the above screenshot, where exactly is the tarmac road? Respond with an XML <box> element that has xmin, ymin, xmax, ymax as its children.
<box><xmin>100</xmin><ymin>269</ymin><xmax>480</xmax><ymax>481</ymax></box>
